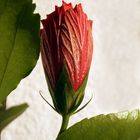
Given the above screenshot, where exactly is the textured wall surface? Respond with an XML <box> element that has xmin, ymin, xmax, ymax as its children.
<box><xmin>2</xmin><ymin>0</ymin><xmax>140</xmax><ymax>139</ymax></box>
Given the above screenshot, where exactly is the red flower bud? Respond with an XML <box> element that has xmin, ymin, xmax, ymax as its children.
<box><xmin>41</xmin><ymin>1</ymin><xmax>93</xmax><ymax>115</ymax></box>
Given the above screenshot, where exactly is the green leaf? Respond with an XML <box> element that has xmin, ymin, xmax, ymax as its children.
<box><xmin>0</xmin><ymin>0</ymin><xmax>40</xmax><ymax>103</ymax></box>
<box><xmin>0</xmin><ymin>103</ymin><xmax>28</xmax><ymax>130</ymax></box>
<box><xmin>57</xmin><ymin>110</ymin><xmax>140</xmax><ymax>140</ymax></box>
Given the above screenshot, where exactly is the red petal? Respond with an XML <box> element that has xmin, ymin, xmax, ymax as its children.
<box><xmin>41</xmin><ymin>2</ymin><xmax>73</xmax><ymax>89</ymax></box>
<box><xmin>60</xmin><ymin>4</ymin><xmax>93</xmax><ymax>91</ymax></box>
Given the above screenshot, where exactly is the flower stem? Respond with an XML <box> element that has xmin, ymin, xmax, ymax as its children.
<box><xmin>59</xmin><ymin>114</ymin><xmax>70</xmax><ymax>135</ymax></box>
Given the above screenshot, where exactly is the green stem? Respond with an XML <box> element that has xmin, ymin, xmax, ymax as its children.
<box><xmin>59</xmin><ymin>114</ymin><xmax>70</xmax><ymax>135</ymax></box>
<box><xmin>0</xmin><ymin>99</ymin><xmax>6</xmax><ymax>140</ymax></box>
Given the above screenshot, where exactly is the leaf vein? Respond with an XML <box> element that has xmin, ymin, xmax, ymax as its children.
<box><xmin>0</xmin><ymin>6</ymin><xmax>26</xmax><ymax>93</ymax></box>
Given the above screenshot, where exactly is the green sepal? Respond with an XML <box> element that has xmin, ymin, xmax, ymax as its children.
<box><xmin>43</xmin><ymin>70</ymin><xmax>61</xmax><ymax>114</ymax></box>
<box><xmin>72</xmin><ymin>93</ymin><xmax>93</xmax><ymax>115</ymax></box>
<box><xmin>52</xmin><ymin>67</ymin><xmax>89</xmax><ymax>115</ymax></box>
<box><xmin>43</xmin><ymin>61</ymin><xmax>90</xmax><ymax>115</ymax></box>
<box><xmin>68</xmin><ymin>73</ymin><xmax>89</xmax><ymax>115</ymax></box>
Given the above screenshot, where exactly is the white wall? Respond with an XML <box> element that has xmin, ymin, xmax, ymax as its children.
<box><xmin>2</xmin><ymin>0</ymin><xmax>140</xmax><ymax>139</ymax></box>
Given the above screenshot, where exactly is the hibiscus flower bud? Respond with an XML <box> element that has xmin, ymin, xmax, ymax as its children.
<box><xmin>41</xmin><ymin>1</ymin><xmax>93</xmax><ymax>116</ymax></box>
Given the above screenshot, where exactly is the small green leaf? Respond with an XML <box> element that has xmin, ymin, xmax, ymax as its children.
<box><xmin>0</xmin><ymin>0</ymin><xmax>40</xmax><ymax>103</ymax></box>
<box><xmin>0</xmin><ymin>103</ymin><xmax>28</xmax><ymax>130</ymax></box>
<box><xmin>57</xmin><ymin>110</ymin><xmax>140</xmax><ymax>140</ymax></box>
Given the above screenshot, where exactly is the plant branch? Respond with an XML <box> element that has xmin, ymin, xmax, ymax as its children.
<box><xmin>0</xmin><ymin>99</ymin><xmax>7</xmax><ymax>140</ymax></box>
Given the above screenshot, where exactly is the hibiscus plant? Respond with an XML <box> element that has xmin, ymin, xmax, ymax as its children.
<box><xmin>40</xmin><ymin>1</ymin><xmax>93</xmax><ymax>134</ymax></box>
<box><xmin>1</xmin><ymin>0</ymin><xmax>140</xmax><ymax>140</ymax></box>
